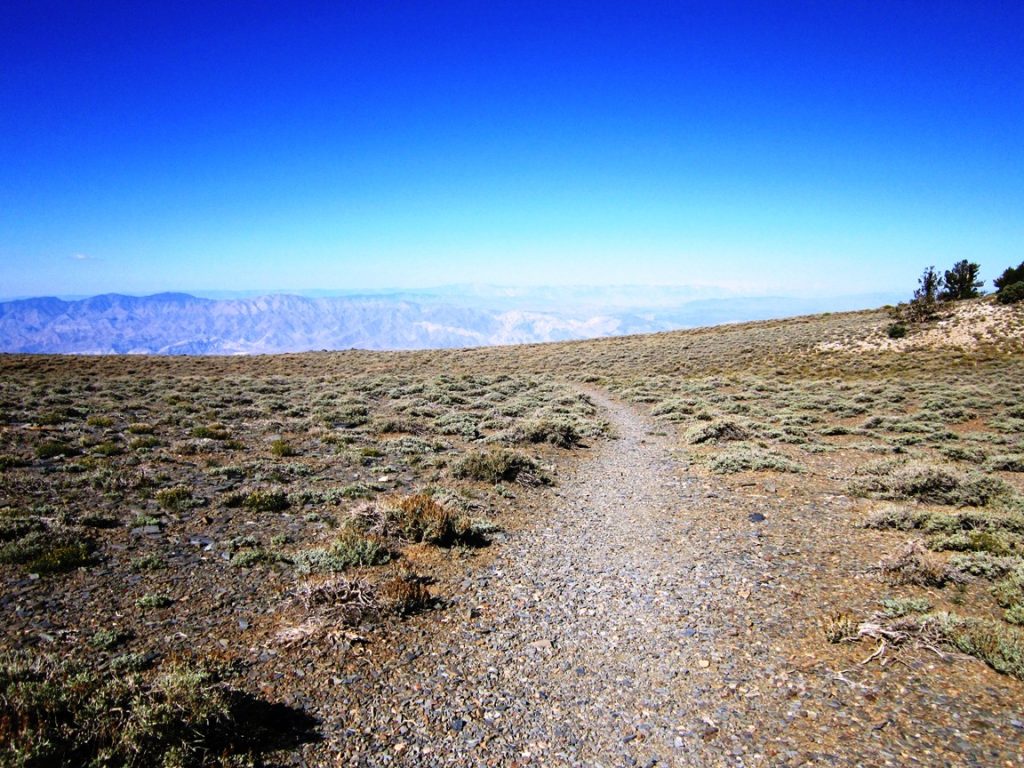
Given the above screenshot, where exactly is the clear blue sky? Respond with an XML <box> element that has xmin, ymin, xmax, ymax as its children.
<box><xmin>2</xmin><ymin>1</ymin><xmax>1021</xmax><ymax>299</ymax></box>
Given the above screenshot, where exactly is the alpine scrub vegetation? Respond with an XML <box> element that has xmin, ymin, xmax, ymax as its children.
<box><xmin>0</xmin><ymin>361</ymin><xmax>602</xmax><ymax>761</ymax></box>
<box><xmin>0</xmin><ymin>297</ymin><xmax>1022</xmax><ymax>762</ymax></box>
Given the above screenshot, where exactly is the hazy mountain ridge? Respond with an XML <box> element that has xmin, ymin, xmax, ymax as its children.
<box><xmin>0</xmin><ymin>290</ymin><xmax>901</xmax><ymax>355</ymax></box>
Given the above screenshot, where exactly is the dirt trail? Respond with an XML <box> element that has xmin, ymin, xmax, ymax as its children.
<box><xmin>322</xmin><ymin>390</ymin><xmax>742</xmax><ymax>766</ymax></box>
<box><xmin>320</xmin><ymin>389</ymin><xmax>1024</xmax><ymax>767</ymax></box>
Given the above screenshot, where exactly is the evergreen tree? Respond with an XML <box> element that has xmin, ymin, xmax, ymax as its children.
<box><xmin>940</xmin><ymin>260</ymin><xmax>983</xmax><ymax>300</ymax></box>
<box><xmin>994</xmin><ymin>261</ymin><xmax>1024</xmax><ymax>292</ymax></box>
<box><xmin>913</xmin><ymin>266</ymin><xmax>942</xmax><ymax>304</ymax></box>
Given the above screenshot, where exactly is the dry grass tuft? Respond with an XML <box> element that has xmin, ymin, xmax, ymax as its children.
<box><xmin>878</xmin><ymin>539</ymin><xmax>958</xmax><ymax>587</ymax></box>
<box><xmin>380</xmin><ymin>574</ymin><xmax>432</xmax><ymax>616</ymax></box>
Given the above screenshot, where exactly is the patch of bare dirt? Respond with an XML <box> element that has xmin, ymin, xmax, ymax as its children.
<box><xmin>817</xmin><ymin>299</ymin><xmax>1024</xmax><ymax>354</ymax></box>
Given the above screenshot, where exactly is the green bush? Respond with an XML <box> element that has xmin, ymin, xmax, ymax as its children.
<box><xmin>685</xmin><ymin>420</ymin><xmax>750</xmax><ymax>445</ymax></box>
<box><xmin>35</xmin><ymin>441</ymin><xmax>77</xmax><ymax>460</ymax></box>
<box><xmin>880</xmin><ymin>596</ymin><xmax>931</xmax><ymax>617</ymax></box>
<box><xmin>708</xmin><ymin>446</ymin><xmax>802</xmax><ymax>474</ymax></box>
<box><xmin>136</xmin><ymin>593</ymin><xmax>173</xmax><ymax>609</ymax></box>
<box><xmin>191</xmin><ymin>424</ymin><xmax>230</xmax><ymax>440</ymax></box>
<box><xmin>851</xmin><ymin>462</ymin><xmax>1011</xmax><ymax>506</ymax></box>
<box><xmin>987</xmin><ymin>454</ymin><xmax>1024</xmax><ymax>472</ymax></box>
<box><xmin>521</xmin><ymin>419</ymin><xmax>582</xmax><ymax>448</ymax></box>
<box><xmin>887</xmin><ymin>322</ymin><xmax>908</xmax><ymax>339</ymax></box>
<box><xmin>89</xmin><ymin>628</ymin><xmax>132</xmax><ymax>651</ymax></box>
<box><xmin>927</xmin><ymin>530</ymin><xmax>1017</xmax><ymax>556</ymax></box>
<box><xmin>27</xmin><ymin>541</ymin><xmax>93</xmax><ymax>574</ymax></box>
<box><xmin>452</xmin><ymin>449</ymin><xmax>548</xmax><ymax>485</ymax></box>
<box><xmin>0</xmin><ymin>654</ymin><xmax>245</xmax><ymax>767</ymax></box>
<box><xmin>292</xmin><ymin>531</ymin><xmax>389</xmax><ymax>574</ymax></box>
<box><xmin>270</xmin><ymin>439</ymin><xmax>297</xmax><ymax>457</ymax></box>
<box><xmin>0</xmin><ymin>454</ymin><xmax>27</xmax><ymax>470</ymax></box>
<box><xmin>996</xmin><ymin>281</ymin><xmax>1024</xmax><ymax>304</ymax></box>
<box><xmin>0</xmin><ymin>517</ymin><xmax>45</xmax><ymax>543</ymax></box>
<box><xmin>230</xmin><ymin>548</ymin><xmax>285</xmax><ymax>568</ymax></box>
<box><xmin>0</xmin><ymin>532</ymin><xmax>93</xmax><ymax>574</ymax></box>
<box><xmin>155</xmin><ymin>485</ymin><xmax>195</xmax><ymax>512</ymax></box>
<box><xmin>243</xmin><ymin>489</ymin><xmax>289</xmax><ymax>513</ymax></box>
<box><xmin>928</xmin><ymin>613</ymin><xmax>1024</xmax><ymax>679</ymax></box>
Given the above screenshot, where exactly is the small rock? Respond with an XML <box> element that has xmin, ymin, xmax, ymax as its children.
<box><xmin>238</xmin><ymin>618</ymin><xmax>249</xmax><ymax>630</ymax></box>
<box><xmin>748</xmin><ymin>512</ymin><xmax>766</xmax><ymax>523</ymax></box>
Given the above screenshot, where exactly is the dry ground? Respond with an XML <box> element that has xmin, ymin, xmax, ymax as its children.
<box><xmin>2</xmin><ymin>296</ymin><xmax>1023</xmax><ymax>766</ymax></box>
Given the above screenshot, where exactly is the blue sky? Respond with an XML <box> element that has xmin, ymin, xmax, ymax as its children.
<box><xmin>2</xmin><ymin>1</ymin><xmax>1021</xmax><ymax>299</ymax></box>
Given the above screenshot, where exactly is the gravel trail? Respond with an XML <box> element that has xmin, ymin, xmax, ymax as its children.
<box><xmin>322</xmin><ymin>389</ymin><xmax>1024</xmax><ymax>767</ymax></box>
<box><xmin>330</xmin><ymin>390</ymin><xmax>723</xmax><ymax>766</ymax></box>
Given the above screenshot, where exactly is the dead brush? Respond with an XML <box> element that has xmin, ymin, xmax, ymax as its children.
<box><xmin>294</xmin><ymin>574</ymin><xmax>378</xmax><ymax>615</ymax></box>
<box><xmin>276</xmin><ymin>576</ymin><xmax>380</xmax><ymax>645</ymax></box>
<box><xmin>380</xmin><ymin>573</ymin><xmax>432</xmax><ymax>616</ymax></box>
<box><xmin>823</xmin><ymin>612</ymin><xmax>860</xmax><ymax>643</ymax></box>
<box><xmin>379</xmin><ymin>493</ymin><xmax>467</xmax><ymax>546</ymax></box>
<box><xmin>685</xmin><ymin>419</ymin><xmax>751</xmax><ymax>445</ymax></box>
<box><xmin>824</xmin><ymin>609</ymin><xmax>1024</xmax><ymax>680</ymax></box>
<box><xmin>877</xmin><ymin>539</ymin><xmax>961</xmax><ymax>587</ymax></box>
<box><xmin>346</xmin><ymin>501</ymin><xmax>388</xmax><ymax>537</ymax></box>
<box><xmin>823</xmin><ymin>608</ymin><xmax>938</xmax><ymax>666</ymax></box>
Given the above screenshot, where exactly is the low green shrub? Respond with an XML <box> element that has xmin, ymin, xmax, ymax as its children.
<box><xmin>0</xmin><ymin>531</ymin><xmax>93</xmax><ymax>574</ymax></box>
<box><xmin>928</xmin><ymin>613</ymin><xmax>1024</xmax><ymax>679</ymax></box>
<box><xmin>452</xmin><ymin>449</ymin><xmax>548</xmax><ymax>485</ymax></box>
<box><xmin>520</xmin><ymin>418</ymin><xmax>582</xmax><ymax>448</ymax></box>
<box><xmin>243</xmin><ymin>489</ymin><xmax>289</xmax><ymax>513</ymax></box>
<box><xmin>887</xmin><ymin>322</ymin><xmax>908</xmax><ymax>339</ymax></box>
<box><xmin>0</xmin><ymin>454</ymin><xmax>27</xmax><ymax>470</ymax></box>
<box><xmin>880</xmin><ymin>596</ymin><xmax>932</xmax><ymax>617</ymax></box>
<box><xmin>686</xmin><ymin>420</ymin><xmax>751</xmax><ymax>445</ymax></box>
<box><xmin>708</xmin><ymin>445</ymin><xmax>802</xmax><ymax>474</ymax></box>
<box><xmin>35</xmin><ymin>441</ymin><xmax>77</xmax><ymax>460</ymax></box>
<box><xmin>0</xmin><ymin>654</ymin><xmax>252</xmax><ymax>766</ymax></box>
<box><xmin>927</xmin><ymin>530</ymin><xmax>1017</xmax><ymax>556</ymax></box>
<box><xmin>191</xmin><ymin>424</ymin><xmax>230</xmax><ymax>440</ymax></box>
<box><xmin>851</xmin><ymin>462</ymin><xmax>1011</xmax><ymax>506</ymax></box>
<box><xmin>292</xmin><ymin>532</ymin><xmax>389</xmax><ymax>574</ymax></box>
<box><xmin>155</xmin><ymin>485</ymin><xmax>195</xmax><ymax>512</ymax></box>
<box><xmin>230</xmin><ymin>548</ymin><xmax>286</xmax><ymax>568</ymax></box>
<box><xmin>996</xmin><ymin>281</ymin><xmax>1024</xmax><ymax>304</ymax></box>
<box><xmin>136</xmin><ymin>593</ymin><xmax>173</xmax><ymax>609</ymax></box>
<box><xmin>987</xmin><ymin>454</ymin><xmax>1024</xmax><ymax>472</ymax></box>
<box><xmin>270</xmin><ymin>439</ymin><xmax>297</xmax><ymax>457</ymax></box>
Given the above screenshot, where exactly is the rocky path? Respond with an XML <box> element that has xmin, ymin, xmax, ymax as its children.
<box><xmin>316</xmin><ymin>389</ymin><xmax>1024</xmax><ymax>767</ymax></box>
<box><xmin>322</xmin><ymin>390</ymin><xmax>741</xmax><ymax>766</ymax></box>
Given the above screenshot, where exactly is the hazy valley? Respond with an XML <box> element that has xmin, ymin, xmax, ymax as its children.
<box><xmin>0</xmin><ymin>289</ymin><xmax>902</xmax><ymax>355</ymax></box>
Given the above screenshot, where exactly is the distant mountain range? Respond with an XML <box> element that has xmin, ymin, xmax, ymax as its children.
<box><xmin>0</xmin><ymin>289</ymin><xmax>902</xmax><ymax>355</ymax></box>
